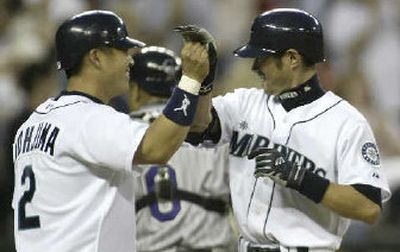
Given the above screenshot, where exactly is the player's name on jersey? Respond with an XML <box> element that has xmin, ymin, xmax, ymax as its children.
<box><xmin>230</xmin><ymin>130</ymin><xmax>327</xmax><ymax>177</ymax></box>
<box><xmin>14</xmin><ymin>122</ymin><xmax>60</xmax><ymax>159</ymax></box>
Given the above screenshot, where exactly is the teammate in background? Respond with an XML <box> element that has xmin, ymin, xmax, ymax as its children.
<box><xmin>12</xmin><ymin>10</ymin><xmax>210</xmax><ymax>252</ymax></box>
<box><xmin>188</xmin><ymin>8</ymin><xmax>391</xmax><ymax>252</ymax></box>
<box><xmin>120</xmin><ymin>46</ymin><xmax>236</xmax><ymax>252</ymax></box>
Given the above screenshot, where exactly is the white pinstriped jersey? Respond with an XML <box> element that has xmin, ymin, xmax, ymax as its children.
<box><xmin>12</xmin><ymin>93</ymin><xmax>148</xmax><ymax>252</ymax></box>
<box><xmin>212</xmin><ymin>88</ymin><xmax>391</xmax><ymax>250</ymax></box>
<box><xmin>132</xmin><ymin>104</ymin><xmax>236</xmax><ymax>252</ymax></box>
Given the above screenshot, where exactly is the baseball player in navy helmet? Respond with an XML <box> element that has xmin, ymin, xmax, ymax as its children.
<box><xmin>186</xmin><ymin>8</ymin><xmax>391</xmax><ymax>252</ymax></box>
<box><xmin>12</xmin><ymin>10</ymin><xmax>211</xmax><ymax>252</ymax></box>
<box><xmin>115</xmin><ymin>46</ymin><xmax>236</xmax><ymax>252</ymax></box>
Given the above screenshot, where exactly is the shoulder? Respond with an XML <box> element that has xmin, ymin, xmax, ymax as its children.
<box><xmin>228</xmin><ymin>87</ymin><xmax>265</xmax><ymax>98</ymax></box>
<box><xmin>82</xmin><ymin>104</ymin><xmax>134</xmax><ymax>128</ymax></box>
<box><xmin>213</xmin><ymin>87</ymin><xmax>267</xmax><ymax>105</ymax></box>
<box><xmin>324</xmin><ymin>93</ymin><xmax>374</xmax><ymax>140</ymax></box>
<box><xmin>330</xmin><ymin>92</ymin><xmax>369</xmax><ymax>125</ymax></box>
<box><xmin>36</xmin><ymin>96</ymin><xmax>133</xmax><ymax>128</ymax></box>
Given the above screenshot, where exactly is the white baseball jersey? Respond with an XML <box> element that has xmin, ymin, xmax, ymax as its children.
<box><xmin>12</xmin><ymin>92</ymin><xmax>148</xmax><ymax>252</ymax></box>
<box><xmin>212</xmin><ymin>87</ymin><xmax>391</xmax><ymax>250</ymax></box>
<box><xmin>131</xmin><ymin>104</ymin><xmax>236</xmax><ymax>252</ymax></box>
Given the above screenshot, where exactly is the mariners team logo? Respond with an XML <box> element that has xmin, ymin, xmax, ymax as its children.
<box><xmin>361</xmin><ymin>142</ymin><xmax>380</xmax><ymax>165</ymax></box>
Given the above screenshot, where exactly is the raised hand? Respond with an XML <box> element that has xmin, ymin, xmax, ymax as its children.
<box><xmin>174</xmin><ymin>25</ymin><xmax>217</xmax><ymax>95</ymax></box>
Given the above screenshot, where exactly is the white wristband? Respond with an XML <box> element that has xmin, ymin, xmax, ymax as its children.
<box><xmin>177</xmin><ymin>75</ymin><xmax>201</xmax><ymax>95</ymax></box>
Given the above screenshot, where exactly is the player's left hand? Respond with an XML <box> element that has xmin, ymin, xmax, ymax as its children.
<box><xmin>248</xmin><ymin>148</ymin><xmax>306</xmax><ymax>190</ymax></box>
<box><xmin>174</xmin><ymin>24</ymin><xmax>217</xmax><ymax>95</ymax></box>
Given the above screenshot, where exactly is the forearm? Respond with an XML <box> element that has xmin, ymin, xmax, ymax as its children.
<box><xmin>134</xmin><ymin>82</ymin><xmax>199</xmax><ymax>165</ymax></box>
<box><xmin>297</xmin><ymin>170</ymin><xmax>381</xmax><ymax>224</ymax></box>
<box><xmin>191</xmin><ymin>92</ymin><xmax>213</xmax><ymax>133</ymax></box>
<box><xmin>134</xmin><ymin>41</ymin><xmax>211</xmax><ymax>164</ymax></box>
<box><xmin>134</xmin><ymin>115</ymin><xmax>189</xmax><ymax>164</ymax></box>
<box><xmin>294</xmin><ymin>169</ymin><xmax>381</xmax><ymax>224</ymax></box>
<box><xmin>321</xmin><ymin>183</ymin><xmax>381</xmax><ymax>224</ymax></box>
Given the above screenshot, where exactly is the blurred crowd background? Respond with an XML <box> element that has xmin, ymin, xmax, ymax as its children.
<box><xmin>1</xmin><ymin>0</ymin><xmax>400</xmax><ymax>251</ymax></box>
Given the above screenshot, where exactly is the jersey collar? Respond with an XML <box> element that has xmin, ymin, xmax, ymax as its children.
<box><xmin>54</xmin><ymin>90</ymin><xmax>105</xmax><ymax>105</ymax></box>
<box><xmin>275</xmin><ymin>75</ymin><xmax>326</xmax><ymax>112</ymax></box>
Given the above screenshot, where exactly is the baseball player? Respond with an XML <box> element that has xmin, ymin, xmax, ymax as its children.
<box><xmin>186</xmin><ymin>8</ymin><xmax>391</xmax><ymax>252</ymax></box>
<box><xmin>12</xmin><ymin>10</ymin><xmax>211</xmax><ymax>252</ymax></box>
<box><xmin>111</xmin><ymin>46</ymin><xmax>236</xmax><ymax>252</ymax></box>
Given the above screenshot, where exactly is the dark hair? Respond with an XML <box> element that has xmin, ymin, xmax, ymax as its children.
<box><xmin>65</xmin><ymin>59</ymin><xmax>84</xmax><ymax>79</ymax></box>
<box><xmin>300</xmin><ymin>54</ymin><xmax>316</xmax><ymax>68</ymax></box>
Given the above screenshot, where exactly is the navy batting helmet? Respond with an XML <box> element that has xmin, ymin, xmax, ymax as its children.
<box><xmin>55</xmin><ymin>10</ymin><xmax>145</xmax><ymax>70</ymax></box>
<box><xmin>130</xmin><ymin>46</ymin><xmax>182</xmax><ymax>98</ymax></box>
<box><xmin>234</xmin><ymin>8</ymin><xmax>324</xmax><ymax>63</ymax></box>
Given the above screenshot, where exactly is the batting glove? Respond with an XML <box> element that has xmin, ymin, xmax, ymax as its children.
<box><xmin>174</xmin><ymin>24</ymin><xmax>217</xmax><ymax>95</ymax></box>
<box><xmin>248</xmin><ymin>147</ymin><xmax>306</xmax><ymax>190</ymax></box>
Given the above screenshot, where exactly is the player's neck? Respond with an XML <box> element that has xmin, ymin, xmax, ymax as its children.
<box><xmin>67</xmin><ymin>75</ymin><xmax>109</xmax><ymax>103</ymax></box>
<box><xmin>290</xmin><ymin>67</ymin><xmax>316</xmax><ymax>88</ymax></box>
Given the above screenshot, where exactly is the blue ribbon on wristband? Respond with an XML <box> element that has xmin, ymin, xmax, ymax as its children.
<box><xmin>163</xmin><ymin>87</ymin><xmax>199</xmax><ymax>126</ymax></box>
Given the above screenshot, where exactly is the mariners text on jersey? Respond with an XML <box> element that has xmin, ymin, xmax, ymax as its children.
<box><xmin>14</xmin><ymin>122</ymin><xmax>60</xmax><ymax>160</ymax></box>
<box><xmin>230</xmin><ymin>130</ymin><xmax>327</xmax><ymax>177</ymax></box>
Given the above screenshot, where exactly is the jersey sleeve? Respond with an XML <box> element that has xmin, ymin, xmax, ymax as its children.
<box><xmin>212</xmin><ymin>89</ymin><xmax>244</xmax><ymax>145</ymax></box>
<box><xmin>71</xmin><ymin>106</ymin><xmax>148</xmax><ymax>172</ymax></box>
<box><xmin>337</xmin><ymin>121</ymin><xmax>391</xmax><ymax>202</ymax></box>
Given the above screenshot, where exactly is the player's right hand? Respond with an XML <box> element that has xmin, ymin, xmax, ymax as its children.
<box><xmin>180</xmin><ymin>42</ymin><xmax>210</xmax><ymax>84</ymax></box>
<box><xmin>248</xmin><ymin>147</ymin><xmax>306</xmax><ymax>190</ymax></box>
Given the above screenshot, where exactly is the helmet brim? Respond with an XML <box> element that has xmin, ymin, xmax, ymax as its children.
<box><xmin>115</xmin><ymin>36</ymin><xmax>146</xmax><ymax>49</ymax></box>
<box><xmin>233</xmin><ymin>44</ymin><xmax>277</xmax><ymax>58</ymax></box>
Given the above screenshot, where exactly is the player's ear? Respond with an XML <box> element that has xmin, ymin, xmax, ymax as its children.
<box><xmin>87</xmin><ymin>48</ymin><xmax>102</xmax><ymax>69</ymax></box>
<box><xmin>285</xmin><ymin>49</ymin><xmax>301</xmax><ymax>68</ymax></box>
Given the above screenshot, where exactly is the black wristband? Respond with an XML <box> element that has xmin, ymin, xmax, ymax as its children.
<box><xmin>298</xmin><ymin>170</ymin><xmax>330</xmax><ymax>203</ymax></box>
<box><xmin>163</xmin><ymin>87</ymin><xmax>199</xmax><ymax>126</ymax></box>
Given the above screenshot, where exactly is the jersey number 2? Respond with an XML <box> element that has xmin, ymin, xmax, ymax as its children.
<box><xmin>18</xmin><ymin>165</ymin><xmax>41</xmax><ymax>230</ymax></box>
